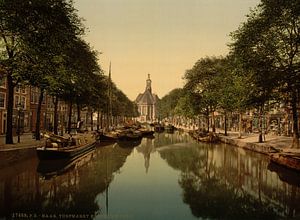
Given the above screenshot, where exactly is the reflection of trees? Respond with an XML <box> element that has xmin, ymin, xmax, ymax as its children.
<box><xmin>180</xmin><ymin>174</ymin><xmax>278</xmax><ymax>219</ymax></box>
<box><xmin>37</xmin><ymin>144</ymin><xmax>133</xmax><ymax>215</ymax></box>
<box><xmin>0</xmin><ymin>152</ymin><xmax>39</xmax><ymax>217</ymax></box>
<box><xmin>159</xmin><ymin>143</ymin><xmax>300</xmax><ymax>219</ymax></box>
<box><xmin>0</xmin><ymin>144</ymin><xmax>133</xmax><ymax>218</ymax></box>
<box><xmin>154</xmin><ymin>131</ymin><xmax>191</xmax><ymax>148</ymax></box>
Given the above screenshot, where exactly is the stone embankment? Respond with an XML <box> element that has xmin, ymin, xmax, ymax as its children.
<box><xmin>189</xmin><ymin>130</ymin><xmax>293</xmax><ymax>155</ymax></box>
<box><xmin>0</xmin><ymin>133</ymin><xmax>44</xmax><ymax>151</ymax></box>
<box><xmin>190</xmin><ymin>130</ymin><xmax>300</xmax><ymax>172</ymax></box>
<box><xmin>219</xmin><ymin>135</ymin><xmax>278</xmax><ymax>155</ymax></box>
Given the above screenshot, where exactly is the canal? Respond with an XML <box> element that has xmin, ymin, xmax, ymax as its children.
<box><xmin>0</xmin><ymin>131</ymin><xmax>300</xmax><ymax>219</ymax></box>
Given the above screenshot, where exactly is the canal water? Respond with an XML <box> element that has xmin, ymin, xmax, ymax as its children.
<box><xmin>0</xmin><ymin>131</ymin><xmax>300</xmax><ymax>220</ymax></box>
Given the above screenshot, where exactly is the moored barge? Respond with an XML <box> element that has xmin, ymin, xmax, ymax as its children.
<box><xmin>36</xmin><ymin>132</ymin><xmax>96</xmax><ymax>160</ymax></box>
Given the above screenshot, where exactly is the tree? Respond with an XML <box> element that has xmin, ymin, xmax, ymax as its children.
<box><xmin>0</xmin><ymin>0</ymin><xmax>84</xmax><ymax>142</ymax></box>
<box><xmin>183</xmin><ymin>57</ymin><xmax>225</xmax><ymax>132</ymax></box>
<box><xmin>208</xmin><ymin>57</ymin><xmax>248</xmax><ymax>137</ymax></box>
<box><xmin>230</xmin><ymin>0</ymin><xmax>300</xmax><ymax>147</ymax></box>
<box><xmin>0</xmin><ymin>0</ymin><xmax>30</xmax><ymax>143</ymax></box>
<box><xmin>157</xmin><ymin>88</ymin><xmax>183</xmax><ymax>120</ymax></box>
<box><xmin>61</xmin><ymin>38</ymin><xmax>101</xmax><ymax>133</ymax></box>
<box><xmin>111</xmin><ymin>85</ymin><xmax>138</xmax><ymax>121</ymax></box>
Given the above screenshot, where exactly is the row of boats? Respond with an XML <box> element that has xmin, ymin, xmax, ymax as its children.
<box><xmin>36</xmin><ymin>125</ymin><xmax>300</xmax><ymax>178</ymax></box>
<box><xmin>36</xmin><ymin>126</ymin><xmax>155</xmax><ymax>161</ymax></box>
<box><xmin>99</xmin><ymin>127</ymin><xmax>154</xmax><ymax>142</ymax></box>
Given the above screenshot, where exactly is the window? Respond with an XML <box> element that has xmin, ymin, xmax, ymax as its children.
<box><xmin>0</xmin><ymin>93</ymin><xmax>5</xmax><ymax>108</ymax></box>
<box><xmin>21</xmin><ymin>96</ymin><xmax>26</xmax><ymax>109</ymax></box>
<box><xmin>31</xmin><ymin>90</ymin><xmax>39</xmax><ymax>104</ymax></box>
<box><xmin>0</xmin><ymin>78</ymin><xmax>6</xmax><ymax>88</ymax></box>
<box><xmin>47</xmin><ymin>97</ymin><xmax>54</xmax><ymax>109</ymax></box>
<box><xmin>42</xmin><ymin>95</ymin><xmax>46</xmax><ymax>105</ymax></box>
<box><xmin>14</xmin><ymin>95</ymin><xmax>20</xmax><ymax>108</ymax></box>
<box><xmin>14</xmin><ymin>96</ymin><xmax>26</xmax><ymax>109</ymax></box>
<box><xmin>30</xmin><ymin>91</ymin><xmax>34</xmax><ymax>103</ymax></box>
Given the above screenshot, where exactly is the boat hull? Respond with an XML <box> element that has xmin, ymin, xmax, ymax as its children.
<box><xmin>139</xmin><ymin>130</ymin><xmax>154</xmax><ymax>136</ymax></box>
<box><xmin>118</xmin><ymin>134</ymin><xmax>141</xmax><ymax>142</ymax></box>
<box><xmin>37</xmin><ymin>142</ymin><xmax>96</xmax><ymax>160</ymax></box>
<box><xmin>154</xmin><ymin>126</ymin><xmax>164</xmax><ymax>132</ymax></box>
<box><xmin>269</xmin><ymin>153</ymin><xmax>300</xmax><ymax>172</ymax></box>
<box><xmin>117</xmin><ymin>139</ymin><xmax>142</xmax><ymax>148</ymax></box>
<box><xmin>37</xmin><ymin>150</ymin><xmax>95</xmax><ymax>179</ymax></box>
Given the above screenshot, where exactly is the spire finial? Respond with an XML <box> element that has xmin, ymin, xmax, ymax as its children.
<box><xmin>148</xmin><ymin>73</ymin><xmax>150</xmax><ymax>79</ymax></box>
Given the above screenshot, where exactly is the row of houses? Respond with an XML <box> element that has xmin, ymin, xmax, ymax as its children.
<box><xmin>0</xmin><ymin>78</ymin><xmax>92</xmax><ymax>136</ymax></box>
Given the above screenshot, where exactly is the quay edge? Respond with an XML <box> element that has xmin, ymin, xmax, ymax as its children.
<box><xmin>218</xmin><ymin>135</ymin><xmax>275</xmax><ymax>155</ymax></box>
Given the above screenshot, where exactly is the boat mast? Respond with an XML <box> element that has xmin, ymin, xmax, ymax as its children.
<box><xmin>107</xmin><ymin>62</ymin><xmax>113</xmax><ymax>130</ymax></box>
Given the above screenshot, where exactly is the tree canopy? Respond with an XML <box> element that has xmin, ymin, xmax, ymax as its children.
<box><xmin>0</xmin><ymin>0</ymin><xmax>136</xmax><ymax>142</ymax></box>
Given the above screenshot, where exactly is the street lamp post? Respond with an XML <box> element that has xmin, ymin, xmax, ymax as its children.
<box><xmin>17</xmin><ymin>103</ymin><xmax>23</xmax><ymax>143</ymax></box>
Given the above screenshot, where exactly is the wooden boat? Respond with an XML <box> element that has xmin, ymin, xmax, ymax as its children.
<box><xmin>138</xmin><ymin>128</ymin><xmax>155</xmax><ymax>137</ymax></box>
<box><xmin>154</xmin><ymin>124</ymin><xmax>164</xmax><ymax>132</ymax></box>
<box><xmin>165</xmin><ymin>125</ymin><xmax>175</xmax><ymax>133</ymax></box>
<box><xmin>36</xmin><ymin>132</ymin><xmax>96</xmax><ymax>160</ymax></box>
<box><xmin>118</xmin><ymin>130</ymin><xmax>142</xmax><ymax>142</ymax></box>
<box><xmin>117</xmin><ymin>138</ymin><xmax>142</xmax><ymax>148</ymax></box>
<box><xmin>99</xmin><ymin>134</ymin><xmax>118</xmax><ymax>142</ymax></box>
<box><xmin>98</xmin><ymin>131</ymin><xmax>119</xmax><ymax>142</ymax></box>
<box><xmin>269</xmin><ymin>151</ymin><xmax>300</xmax><ymax>172</ymax></box>
<box><xmin>37</xmin><ymin>150</ymin><xmax>95</xmax><ymax>179</ymax></box>
<box><xmin>189</xmin><ymin>131</ymin><xmax>219</xmax><ymax>143</ymax></box>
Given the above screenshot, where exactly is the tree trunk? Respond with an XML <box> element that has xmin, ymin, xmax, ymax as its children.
<box><xmin>206</xmin><ymin>108</ymin><xmax>210</xmax><ymax>132</ymax></box>
<box><xmin>212</xmin><ymin>111</ymin><xmax>216</xmax><ymax>133</ymax></box>
<box><xmin>53</xmin><ymin>96</ymin><xmax>58</xmax><ymax>135</ymax></box>
<box><xmin>106</xmin><ymin>112</ymin><xmax>110</xmax><ymax>130</ymax></box>
<box><xmin>291</xmin><ymin>90</ymin><xmax>299</xmax><ymax>148</ymax></box>
<box><xmin>258</xmin><ymin>106</ymin><xmax>263</xmax><ymax>143</ymax></box>
<box><xmin>5</xmin><ymin>74</ymin><xmax>14</xmax><ymax>144</ymax></box>
<box><xmin>77</xmin><ymin>103</ymin><xmax>81</xmax><ymax>123</ymax></box>
<box><xmin>238</xmin><ymin>112</ymin><xmax>242</xmax><ymax>139</ymax></box>
<box><xmin>76</xmin><ymin>103</ymin><xmax>81</xmax><ymax>131</ymax></box>
<box><xmin>97</xmin><ymin>111</ymin><xmax>100</xmax><ymax>131</ymax></box>
<box><xmin>85</xmin><ymin>111</ymin><xmax>88</xmax><ymax>130</ymax></box>
<box><xmin>35</xmin><ymin>89</ymin><xmax>44</xmax><ymax>140</ymax></box>
<box><xmin>100</xmin><ymin>112</ymin><xmax>103</xmax><ymax>129</ymax></box>
<box><xmin>90</xmin><ymin>111</ymin><xmax>93</xmax><ymax>131</ymax></box>
<box><xmin>68</xmin><ymin>101</ymin><xmax>73</xmax><ymax>134</ymax></box>
<box><xmin>224</xmin><ymin>111</ymin><xmax>228</xmax><ymax>136</ymax></box>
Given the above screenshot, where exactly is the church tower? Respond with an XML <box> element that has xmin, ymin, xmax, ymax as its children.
<box><xmin>145</xmin><ymin>74</ymin><xmax>152</xmax><ymax>93</ymax></box>
<box><xmin>135</xmin><ymin>74</ymin><xmax>159</xmax><ymax>122</ymax></box>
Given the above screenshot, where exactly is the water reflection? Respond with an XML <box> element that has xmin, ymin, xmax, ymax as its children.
<box><xmin>135</xmin><ymin>132</ymin><xmax>191</xmax><ymax>173</ymax></box>
<box><xmin>268</xmin><ymin>162</ymin><xmax>300</xmax><ymax>187</ymax></box>
<box><xmin>0</xmin><ymin>144</ymin><xmax>133</xmax><ymax>219</ymax></box>
<box><xmin>0</xmin><ymin>132</ymin><xmax>300</xmax><ymax>219</ymax></box>
<box><xmin>158</xmin><ymin>133</ymin><xmax>300</xmax><ymax>219</ymax></box>
<box><xmin>136</xmin><ymin>138</ymin><xmax>155</xmax><ymax>173</ymax></box>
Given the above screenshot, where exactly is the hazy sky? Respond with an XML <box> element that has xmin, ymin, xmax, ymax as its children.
<box><xmin>74</xmin><ymin>0</ymin><xmax>260</xmax><ymax>100</ymax></box>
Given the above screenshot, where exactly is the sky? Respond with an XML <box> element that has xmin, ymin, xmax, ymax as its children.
<box><xmin>73</xmin><ymin>0</ymin><xmax>260</xmax><ymax>100</ymax></box>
